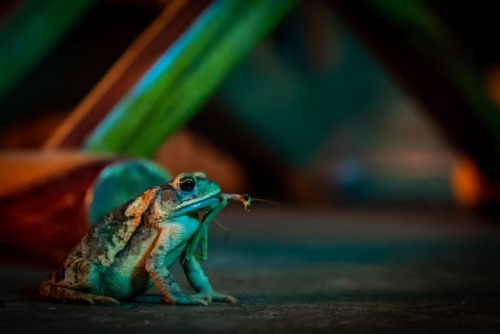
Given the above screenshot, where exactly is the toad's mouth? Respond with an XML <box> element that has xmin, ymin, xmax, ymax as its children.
<box><xmin>174</xmin><ymin>195</ymin><xmax>221</xmax><ymax>217</ymax></box>
<box><xmin>174</xmin><ymin>193</ymin><xmax>251</xmax><ymax>218</ymax></box>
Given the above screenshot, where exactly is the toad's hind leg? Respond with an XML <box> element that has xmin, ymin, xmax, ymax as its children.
<box><xmin>39</xmin><ymin>259</ymin><xmax>119</xmax><ymax>304</ymax></box>
<box><xmin>39</xmin><ymin>279</ymin><xmax>119</xmax><ymax>304</ymax></box>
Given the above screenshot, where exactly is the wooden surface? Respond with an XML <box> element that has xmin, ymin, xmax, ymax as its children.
<box><xmin>0</xmin><ymin>151</ymin><xmax>113</xmax><ymax>197</ymax></box>
<box><xmin>1</xmin><ymin>208</ymin><xmax>499</xmax><ymax>333</ymax></box>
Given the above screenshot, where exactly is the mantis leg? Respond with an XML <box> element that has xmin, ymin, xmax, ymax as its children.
<box><xmin>182</xmin><ymin>196</ymin><xmax>229</xmax><ymax>263</ymax></box>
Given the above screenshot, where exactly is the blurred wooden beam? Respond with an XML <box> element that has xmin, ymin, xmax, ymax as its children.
<box><xmin>44</xmin><ymin>0</ymin><xmax>209</xmax><ymax>149</ymax></box>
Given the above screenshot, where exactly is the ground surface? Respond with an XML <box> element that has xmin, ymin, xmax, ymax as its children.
<box><xmin>1</xmin><ymin>208</ymin><xmax>500</xmax><ymax>333</ymax></box>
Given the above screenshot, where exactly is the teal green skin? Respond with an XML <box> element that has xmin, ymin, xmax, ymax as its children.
<box><xmin>39</xmin><ymin>172</ymin><xmax>236</xmax><ymax>305</ymax></box>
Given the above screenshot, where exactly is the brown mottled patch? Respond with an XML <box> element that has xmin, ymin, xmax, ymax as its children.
<box><xmin>125</xmin><ymin>187</ymin><xmax>157</xmax><ymax>217</ymax></box>
<box><xmin>55</xmin><ymin>267</ymin><xmax>66</xmax><ymax>282</ymax></box>
<box><xmin>87</xmin><ymin>187</ymin><xmax>161</xmax><ymax>265</ymax></box>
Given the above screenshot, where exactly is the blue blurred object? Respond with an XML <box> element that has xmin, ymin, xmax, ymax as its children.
<box><xmin>87</xmin><ymin>160</ymin><xmax>170</xmax><ymax>224</ymax></box>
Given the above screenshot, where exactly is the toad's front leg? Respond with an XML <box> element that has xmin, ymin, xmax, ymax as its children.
<box><xmin>182</xmin><ymin>255</ymin><xmax>237</xmax><ymax>304</ymax></box>
<box><xmin>145</xmin><ymin>226</ymin><xmax>207</xmax><ymax>305</ymax></box>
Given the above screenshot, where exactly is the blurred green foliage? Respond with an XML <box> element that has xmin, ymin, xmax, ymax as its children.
<box><xmin>84</xmin><ymin>0</ymin><xmax>296</xmax><ymax>157</ymax></box>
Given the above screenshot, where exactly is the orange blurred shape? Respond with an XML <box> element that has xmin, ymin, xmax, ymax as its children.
<box><xmin>0</xmin><ymin>152</ymin><xmax>117</xmax><ymax>264</ymax></box>
<box><xmin>485</xmin><ymin>64</ymin><xmax>500</xmax><ymax>107</ymax></box>
<box><xmin>451</xmin><ymin>157</ymin><xmax>482</xmax><ymax>208</ymax></box>
<box><xmin>451</xmin><ymin>156</ymin><xmax>500</xmax><ymax>209</ymax></box>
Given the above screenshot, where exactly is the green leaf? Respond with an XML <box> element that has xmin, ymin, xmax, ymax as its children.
<box><xmin>84</xmin><ymin>0</ymin><xmax>296</xmax><ymax>157</ymax></box>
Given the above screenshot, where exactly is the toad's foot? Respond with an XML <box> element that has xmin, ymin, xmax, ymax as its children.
<box><xmin>83</xmin><ymin>295</ymin><xmax>120</xmax><ymax>305</ymax></box>
<box><xmin>192</xmin><ymin>290</ymin><xmax>237</xmax><ymax>304</ymax></box>
<box><xmin>62</xmin><ymin>292</ymin><xmax>119</xmax><ymax>305</ymax></box>
<box><xmin>162</xmin><ymin>295</ymin><xmax>209</xmax><ymax>306</ymax></box>
<box><xmin>40</xmin><ymin>284</ymin><xmax>120</xmax><ymax>305</ymax></box>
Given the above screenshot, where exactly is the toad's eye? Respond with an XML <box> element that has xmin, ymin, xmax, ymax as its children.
<box><xmin>179</xmin><ymin>175</ymin><xmax>196</xmax><ymax>192</ymax></box>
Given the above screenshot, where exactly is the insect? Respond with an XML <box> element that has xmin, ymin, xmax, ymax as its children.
<box><xmin>39</xmin><ymin>172</ymin><xmax>251</xmax><ymax>305</ymax></box>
